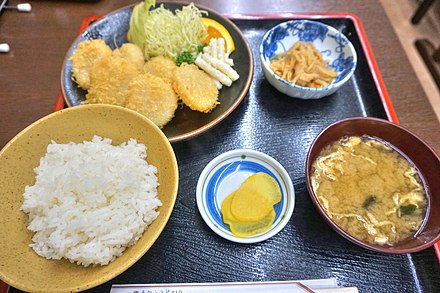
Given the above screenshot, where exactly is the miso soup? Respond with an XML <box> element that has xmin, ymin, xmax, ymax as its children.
<box><xmin>311</xmin><ymin>135</ymin><xmax>427</xmax><ymax>246</ymax></box>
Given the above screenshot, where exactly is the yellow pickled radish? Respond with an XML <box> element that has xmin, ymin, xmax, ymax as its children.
<box><xmin>230</xmin><ymin>187</ymin><xmax>273</xmax><ymax>222</ymax></box>
<box><xmin>237</xmin><ymin>172</ymin><xmax>281</xmax><ymax>205</ymax></box>
<box><xmin>230</xmin><ymin>172</ymin><xmax>281</xmax><ymax>221</ymax></box>
<box><xmin>221</xmin><ymin>191</ymin><xmax>236</xmax><ymax>224</ymax></box>
<box><xmin>229</xmin><ymin>210</ymin><xmax>276</xmax><ymax>238</ymax></box>
<box><xmin>221</xmin><ymin>191</ymin><xmax>276</xmax><ymax>237</ymax></box>
<box><xmin>220</xmin><ymin>172</ymin><xmax>282</xmax><ymax>237</ymax></box>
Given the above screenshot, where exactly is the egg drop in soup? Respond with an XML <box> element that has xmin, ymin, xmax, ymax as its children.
<box><xmin>311</xmin><ymin>136</ymin><xmax>427</xmax><ymax>246</ymax></box>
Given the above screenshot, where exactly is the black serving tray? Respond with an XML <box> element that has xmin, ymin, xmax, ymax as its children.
<box><xmin>14</xmin><ymin>14</ymin><xmax>440</xmax><ymax>293</ymax></box>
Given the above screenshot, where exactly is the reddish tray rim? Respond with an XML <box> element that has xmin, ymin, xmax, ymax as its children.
<box><xmin>1</xmin><ymin>9</ymin><xmax>435</xmax><ymax>293</ymax></box>
<box><xmin>48</xmin><ymin>12</ymin><xmax>439</xmax><ymax>293</ymax></box>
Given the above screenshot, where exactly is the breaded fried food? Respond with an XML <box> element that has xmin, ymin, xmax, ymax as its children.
<box><xmin>143</xmin><ymin>55</ymin><xmax>177</xmax><ymax>84</ymax></box>
<box><xmin>126</xmin><ymin>73</ymin><xmax>178</xmax><ymax>128</ymax></box>
<box><xmin>86</xmin><ymin>55</ymin><xmax>141</xmax><ymax>106</ymax></box>
<box><xmin>113</xmin><ymin>43</ymin><xmax>145</xmax><ymax>69</ymax></box>
<box><xmin>173</xmin><ymin>64</ymin><xmax>219</xmax><ymax>113</ymax></box>
<box><xmin>70</xmin><ymin>39</ymin><xmax>112</xmax><ymax>90</ymax></box>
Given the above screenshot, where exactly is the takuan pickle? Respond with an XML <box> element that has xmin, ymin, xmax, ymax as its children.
<box><xmin>221</xmin><ymin>172</ymin><xmax>281</xmax><ymax>237</ymax></box>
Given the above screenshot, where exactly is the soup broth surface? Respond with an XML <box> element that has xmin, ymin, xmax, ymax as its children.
<box><xmin>311</xmin><ymin>136</ymin><xmax>427</xmax><ymax>246</ymax></box>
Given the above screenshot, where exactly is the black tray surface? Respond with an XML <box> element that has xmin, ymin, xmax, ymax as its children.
<box><xmin>11</xmin><ymin>18</ymin><xmax>440</xmax><ymax>293</ymax></box>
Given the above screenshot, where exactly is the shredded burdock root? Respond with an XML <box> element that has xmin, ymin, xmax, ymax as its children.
<box><xmin>270</xmin><ymin>41</ymin><xmax>337</xmax><ymax>88</ymax></box>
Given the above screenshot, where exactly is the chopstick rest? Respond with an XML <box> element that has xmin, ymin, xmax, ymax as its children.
<box><xmin>4</xmin><ymin>3</ymin><xmax>31</xmax><ymax>12</ymax></box>
<box><xmin>0</xmin><ymin>43</ymin><xmax>10</xmax><ymax>53</ymax></box>
<box><xmin>0</xmin><ymin>2</ymin><xmax>32</xmax><ymax>53</ymax></box>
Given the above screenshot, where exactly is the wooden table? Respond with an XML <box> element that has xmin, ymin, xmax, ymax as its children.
<box><xmin>1</xmin><ymin>1</ymin><xmax>439</xmax><ymax>292</ymax></box>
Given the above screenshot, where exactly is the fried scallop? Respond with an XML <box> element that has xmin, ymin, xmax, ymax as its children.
<box><xmin>86</xmin><ymin>55</ymin><xmax>141</xmax><ymax>106</ymax></box>
<box><xmin>143</xmin><ymin>55</ymin><xmax>177</xmax><ymax>84</ymax></box>
<box><xmin>113</xmin><ymin>43</ymin><xmax>145</xmax><ymax>69</ymax></box>
<box><xmin>173</xmin><ymin>64</ymin><xmax>219</xmax><ymax>113</ymax></box>
<box><xmin>70</xmin><ymin>39</ymin><xmax>112</xmax><ymax>90</ymax></box>
<box><xmin>126</xmin><ymin>73</ymin><xmax>178</xmax><ymax>128</ymax></box>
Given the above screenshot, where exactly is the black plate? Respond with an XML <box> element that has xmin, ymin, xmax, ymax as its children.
<box><xmin>61</xmin><ymin>3</ymin><xmax>253</xmax><ymax>142</ymax></box>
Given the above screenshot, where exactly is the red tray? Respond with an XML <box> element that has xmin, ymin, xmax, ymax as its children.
<box><xmin>3</xmin><ymin>11</ymin><xmax>439</xmax><ymax>293</ymax></box>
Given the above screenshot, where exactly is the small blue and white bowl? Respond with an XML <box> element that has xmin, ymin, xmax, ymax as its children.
<box><xmin>260</xmin><ymin>20</ymin><xmax>357</xmax><ymax>99</ymax></box>
<box><xmin>196</xmin><ymin>149</ymin><xmax>295</xmax><ymax>243</ymax></box>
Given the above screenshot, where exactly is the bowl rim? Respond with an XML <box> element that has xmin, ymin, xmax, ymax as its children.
<box><xmin>0</xmin><ymin>104</ymin><xmax>179</xmax><ymax>292</ymax></box>
<box><xmin>305</xmin><ymin>116</ymin><xmax>440</xmax><ymax>254</ymax></box>
<box><xmin>196</xmin><ymin>149</ymin><xmax>295</xmax><ymax>244</ymax></box>
<box><xmin>259</xmin><ymin>19</ymin><xmax>357</xmax><ymax>92</ymax></box>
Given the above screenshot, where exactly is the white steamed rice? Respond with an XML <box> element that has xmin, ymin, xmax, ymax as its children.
<box><xmin>20</xmin><ymin>135</ymin><xmax>161</xmax><ymax>267</ymax></box>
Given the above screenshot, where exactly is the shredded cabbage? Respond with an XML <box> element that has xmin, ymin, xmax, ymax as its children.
<box><xmin>128</xmin><ymin>0</ymin><xmax>207</xmax><ymax>60</ymax></box>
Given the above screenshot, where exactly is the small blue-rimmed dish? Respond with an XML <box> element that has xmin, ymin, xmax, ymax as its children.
<box><xmin>196</xmin><ymin>149</ymin><xmax>295</xmax><ymax>243</ymax></box>
<box><xmin>260</xmin><ymin>20</ymin><xmax>357</xmax><ymax>99</ymax></box>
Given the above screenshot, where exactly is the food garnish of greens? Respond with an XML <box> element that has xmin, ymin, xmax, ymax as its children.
<box><xmin>176</xmin><ymin>46</ymin><xmax>204</xmax><ymax>66</ymax></box>
<box><xmin>363</xmin><ymin>195</ymin><xmax>376</xmax><ymax>209</ymax></box>
<box><xmin>176</xmin><ymin>51</ymin><xmax>194</xmax><ymax>66</ymax></box>
<box><xmin>128</xmin><ymin>0</ymin><xmax>207</xmax><ymax>61</ymax></box>
<box><xmin>399</xmin><ymin>204</ymin><xmax>417</xmax><ymax>216</ymax></box>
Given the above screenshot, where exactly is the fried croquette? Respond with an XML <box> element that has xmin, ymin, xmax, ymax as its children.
<box><xmin>70</xmin><ymin>39</ymin><xmax>112</xmax><ymax>90</ymax></box>
<box><xmin>113</xmin><ymin>43</ymin><xmax>145</xmax><ymax>69</ymax></box>
<box><xmin>143</xmin><ymin>55</ymin><xmax>177</xmax><ymax>84</ymax></box>
<box><xmin>86</xmin><ymin>55</ymin><xmax>141</xmax><ymax>106</ymax></box>
<box><xmin>126</xmin><ymin>73</ymin><xmax>178</xmax><ymax>128</ymax></box>
<box><xmin>173</xmin><ymin>64</ymin><xmax>219</xmax><ymax>113</ymax></box>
